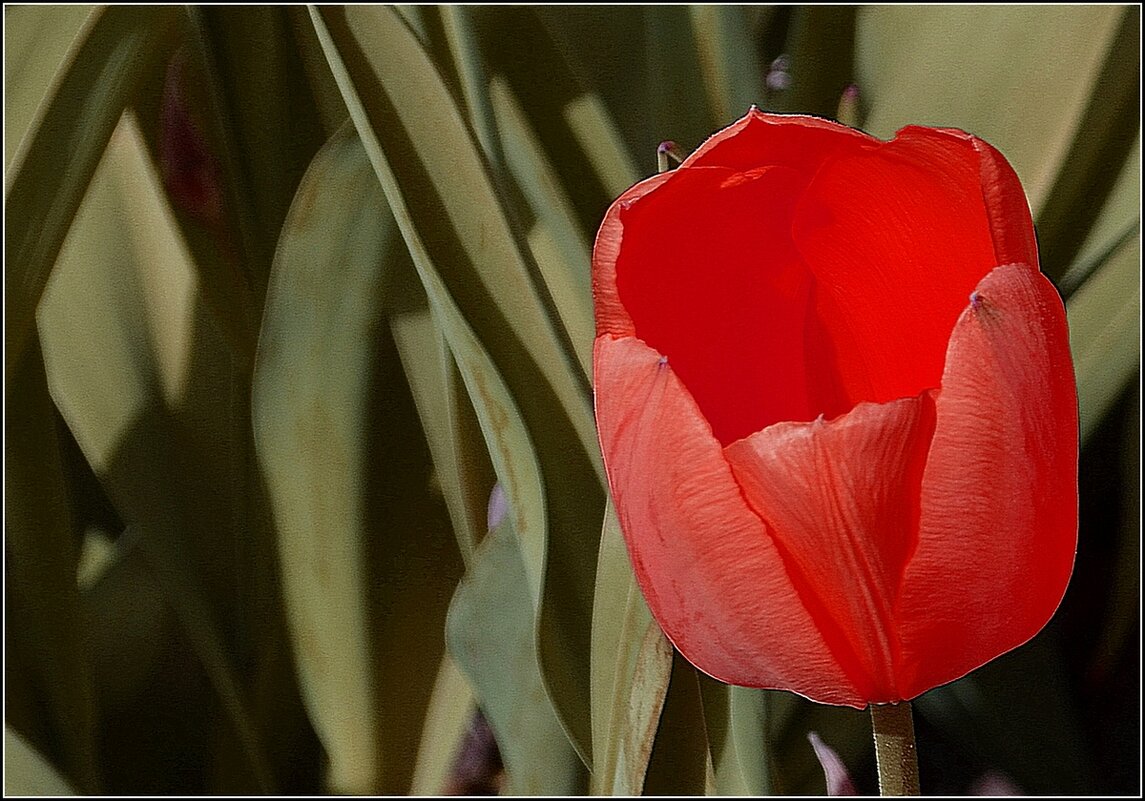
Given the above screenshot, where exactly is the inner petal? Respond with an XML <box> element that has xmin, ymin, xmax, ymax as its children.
<box><xmin>791</xmin><ymin>129</ymin><xmax>1000</xmax><ymax>408</ymax></box>
<box><xmin>615</xmin><ymin>165</ymin><xmax>821</xmax><ymax>445</ymax></box>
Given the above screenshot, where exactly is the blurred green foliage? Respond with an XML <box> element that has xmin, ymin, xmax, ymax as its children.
<box><xmin>4</xmin><ymin>5</ymin><xmax>1140</xmax><ymax>796</ymax></box>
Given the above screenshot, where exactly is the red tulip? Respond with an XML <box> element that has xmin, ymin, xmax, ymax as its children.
<box><xmin>592</xmin><ymin>109</ymin><xmax>1077</xmax><ymax>708</ymax></box>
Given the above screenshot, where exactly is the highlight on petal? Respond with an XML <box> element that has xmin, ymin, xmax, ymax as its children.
<box><xmin>896</xmin><ymin>263</ymin><xmax>1078</xmax><ymax>699</ymax></box>
<box><xmin>593</xmin><ymin>334</ymin><xmax>863</xmax><ymax>706</ymax></box>
<box><xmin>725</xmin><ymin>395</ymin><xmax>936</xmax><ymax>702</ymax></box>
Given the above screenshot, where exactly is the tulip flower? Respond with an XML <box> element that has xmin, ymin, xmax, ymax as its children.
<box><xmin>592</xmin><ymin>109</ymin><xmax>1077</xmax><ymax>709</ymax></box>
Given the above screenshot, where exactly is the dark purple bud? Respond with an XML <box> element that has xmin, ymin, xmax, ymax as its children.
<box><xmin>442</xmin><ymin>710</ymin><xmax>504</xmax><ymax>795</ymax></box>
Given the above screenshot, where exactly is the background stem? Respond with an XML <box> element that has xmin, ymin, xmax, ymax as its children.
<box><xmin>870</xmin><ymin>701</ymin><xmax>920</xmax><ymax>796</ymax></box>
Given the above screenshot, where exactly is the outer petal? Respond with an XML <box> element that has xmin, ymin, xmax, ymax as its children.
<box><xmin>593</xmin><ymin>171</ymin><xmax>673</xmax><ymax>339</ymax></box>
<box><xmin>791</xmin><ymin>126</ymin><xmax>1002</xmax><ymax>408</ymax></box>
<box><xmin>897</xmin><ymin>126</ymin><xmax>1039</xmax><ymax>267</ymax></box>
<box><xmin>683</xmin><ymin>108</ymin><xmax>874</xmax><ymax>174</ymax></box>
<box><xmin>970</xmin><ymin>135</ymin><xmax>1039</xmax><ymax>267</ymax></box>
<box><xmin>594</xmin><ymin>334</ymin><xmax>864</xmax><ymax>706</ymax></box>
<box><xmin>725</xmin><ymin>396</ymin><xmax>936</xmax><ymax>702</ymax></box>
<box><xmin>896</xmin><ymin>263</ymin><xmax>1078</xmax><ymax>699</ymax></box>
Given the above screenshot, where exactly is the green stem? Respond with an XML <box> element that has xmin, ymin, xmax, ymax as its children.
<box><xmin>870</xmin><ymin>701</ymin><xmax>920</xmax><ymax>796</ymax></box>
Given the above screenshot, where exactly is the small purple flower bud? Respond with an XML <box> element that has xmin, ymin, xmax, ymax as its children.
<box><xmin>766</xmin><ymin>70</ymin><xmax>792</xmax><ymax>92</ymax></box>
<box><xmin>807</xmin><ymin>732</ymin><xmax>858</xmax><ymax>796</ymax></box>
<box><xmin>487</xmin><ymin>482</ymin><xmax>508</xmax><ymax>531</ymax></box>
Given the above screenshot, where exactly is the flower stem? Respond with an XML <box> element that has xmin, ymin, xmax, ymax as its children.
<box><xmin>870</xmin><ymin>701</ymin><xmax>920</xmax><ymax>795</ymax></box>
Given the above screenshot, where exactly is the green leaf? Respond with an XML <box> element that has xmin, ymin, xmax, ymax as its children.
<box><xmin>476</xmin><ymin>7</ymin><xmax>641</xmax><ymax>215</ymax></box>
<box><xmin>254</xmin><ymin>121</ymin><xmax>465</xmax><ymax>793</ymax></box>
<box><xmin>642</xmin><ymin>654</ymin><xmax>712</xmax><ymax>796</ymax></box>
<box><xmin>589</xmin><ymin>501</ymin><xmax>673</xmax><ymax>795</ymax></box>
<box><xmin>409</xmin><ymin>656</ymin><xmax>477</xmax><ymax>795</ymax></box>
<box><xmin>4</xmin><ymin>4</ymin><xmax>96</xmax><ymax>169</ymax></box>
<box><xmin>4</xmin><ymin>726</ymin><xmax>78</xmax><ymax>796</ymax></box>
<box><xmin>447</xmin><ymin>515</ymin><xmax>584</xmax><ymax>795</ymax></box>
<box><xmin>699</xmin><ymin>680</ymin><xmax>773</xmax><ymax>796</ymax></box>
<box><xmin>643</xmin><ymin>7</ymin><xmax>717</xmax><ymax>150</ymax></box>
<box><xmin>1059</xmin><ymin>134</ymin><xmax>1141</xmax><ymax>300</ymax></box>
<box><xmin>439</xmin><ymin>5</ymin><xmax>504</xmax><ymax>171</ymax></box>
<box><xmin>491</xmin><ymin>77</ymin><xmax>594</xmax><ymax>376</ymax></box>
<box><xmin>1033</xmin><ymin>6</ymin><xmax>1139</xmax><ymax>282</ymax></box>
<box><xmin>689</xmin><ymin>5</ymin><xmax>765</xmax><ymax>125</ymax></box>
<box><xmin>855</xmin><ymin>5</ymin><xmax>1125</xmax><ymax>216</ymax></box>
<box><xmin>1068</xmin><ymin>229</ymin><xmax>1140</xmax><ymax>444</ymax></box>
<box><xmin>5</xmin><ymin>5</ymin><xmax>179</xmax><ymax>382</ymax></box>
<box><xmin>187</xmin><ymin>6</ymin><xmax>330</xmax><ymax>300</ymax></box>
<box><xmin>251</xmin><ymin>122</ymin><xmax>397</xmax><ymax>793</ymax></box>
<box><xmin>37</xmin><ymin>111</ymin><xmax>274</xmax><ymax>792</ymax></box>
<box><xmin>392</xmin><ymin>307</ymin><xmax>494</xmax><ymax>568</ymax></box>
<box><xmin>5</xmin><ymin>342</ymin><xmax>99</xmax><ymax>794</ymax></box>
<box><xmin>310</xmin><ymin>6</ymin><xmax>605</xmax><ymax>765</ymax></box>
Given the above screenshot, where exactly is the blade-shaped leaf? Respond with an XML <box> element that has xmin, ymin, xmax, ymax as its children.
<box><xmin>589</xmin><ymin>500</ymin><xmax>673</xmax><ymax>795</ymax></box>
<box><xmin>642</xmin><ymin>653</ymin><xmax>712</xmax><ymax>796</ymax></box>
<box><xmin>37</xmin><ymin>111</ymin><xmax>274</xmax><ymax>792</ymax></box>
<box><xmin>4</xmin><ymin>726</ymin><xmax>78</xmax><ymax>796</ymax></box>
<box><xmin>251</xmin><ymin>122</ymin><xmax>395</xmax><ymax>793</ymax></box>
<box><xmin>447</xmin><ymin>514</ymin><xmax>583</xmax><ymax>795</ymax></box>
<box><xmin>699</xmin><ymin>679</ymin><xmax>774</xmax><ymax>796</ymax></box>
<box><xmin>4</xmin><ymin>4</ymin><xmax>96</xmax><ymax>169</ymax></box>
<box><xmin>1033</xmin><ymin>6</ymin><xmax>1139</xmax><ymax>282</ymax></box>
<box><xmin>310</xmin><ymin>6</ymin><xmax>605</xmax><ymax>764</ymax></box>
<box><xmin>392</xmin><ymin>307</ymin><xmax>494</xmax><ymax>569</ymax></box>
<box><xmin>491</xmin><ymin>77</ymin><xmax>594</xmax><ymax>376</ymax></box>
<box><xmin>855</xmin><ymin>5</ymin><xmax>1124</xmax><ymax>215</ymax></box>
<box><xmin>5</xmin><ymin>342</ymin><xmax>99</xmax><ymax>795</ymax></box>
<box><xmin>1068</xmin><ymin>232</ymin><xmax>1140</xmax><ymax>444</ymax></box>
<box><xmin>5</xmin><ymin>5</ymin><xmax>179</xmax><ymax>382</ymax></box>
<box><xmin>689</xmin><ymin>5</ymin><xmax>765</xmax><ymax>125</ymax></box>
<box><xmin>409</xmin><ymin>656</ymin><xmax>477</xmax><ymax>795</ymax></box>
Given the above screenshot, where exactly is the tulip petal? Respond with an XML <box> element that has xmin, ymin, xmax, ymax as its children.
<box><xmin>895</xmin><ymin>126</ymin><xmax>1039</xmax><ymax>268</ymax></box>
<box><xmin>791</xmin><ymin>126</ymin><xmax>1005</xmax><ymax>409</ymax></box>
<box><xmin>725</xmin><ymin>396</ymin><xmax>936</xmax><ymax>702</ymax></box>
<box><xmin>594</xmin><ymin>334</ymin><xmax>864</xmax><ymax>706</ymax></box>
<box><xmin>970</xmin><ymin>135</ymin><xmax>1040</xmax><ymax>267</ymax></box>
<box><xmin>603</xmin><ymin>164</ymin><xmax>823</xmax><ymax>445</ymax></box>
<box><xmin>896</xmin><ymin>263</ymin><xmax>1078</xmax><ymax>699</ymax></box>
<box><xmin>683</xmin><ymin>108</ymin><xmax>873</xmax><ymax>175</ymax></box>
<box><xmin>593</xmin><ymin>172</ymin><xmax>673</xmax><ymax>339</ymax></box>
